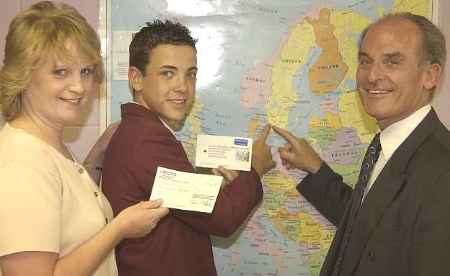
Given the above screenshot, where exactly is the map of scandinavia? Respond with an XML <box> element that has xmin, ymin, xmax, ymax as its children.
<box><xmin>108</xmin><ymin>0</ymin><xmax>432</xmax><ymax>275</ymax></box>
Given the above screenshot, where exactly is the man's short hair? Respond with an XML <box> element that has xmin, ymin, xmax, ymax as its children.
<box><xmin>359</xmin><ymin>12</ymin><xmax>446</xmax><ymax>68</ymax></box>
<box><xmin>129</xmin><ymin>19</ymin><xmax>197</xmax><ymax>74</ymax></box>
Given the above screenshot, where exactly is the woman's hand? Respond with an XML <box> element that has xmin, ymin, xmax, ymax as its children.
<box><xmin>113</xmin><ymin>200</ymin><xmax>169</xmax><ymax>239</ymax></box>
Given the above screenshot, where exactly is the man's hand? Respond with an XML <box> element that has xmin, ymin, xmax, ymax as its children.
<box><xmin>252</xmin><ymin>125</ymin><xmax>276</xmax><ymax>177</ymax></box>
<box><xmin>272</xmin><ymin>126</ymin><xmax>322</xmax><ymax>173</ymax></box>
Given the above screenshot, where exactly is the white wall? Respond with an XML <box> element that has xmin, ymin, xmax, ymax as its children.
<box><xmin>432</xmin><ymin>0</ymin><xmax>450</xmax><ymax>129</ymax></box>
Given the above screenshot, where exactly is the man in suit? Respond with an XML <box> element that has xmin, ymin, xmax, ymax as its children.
<box><xmin>273</xmin><ymin>12</ymin><xmax>450</xmax><ymax>276</ymax></box>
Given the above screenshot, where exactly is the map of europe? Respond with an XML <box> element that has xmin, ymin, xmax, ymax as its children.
<box><xmin>107</xmin><ymin>0</ymin><xmax>432</xmax><ymax>275</ymax></box>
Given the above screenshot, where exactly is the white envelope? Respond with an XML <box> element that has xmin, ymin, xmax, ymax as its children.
<box><xmin>150</xmin><ymin>167</ymin><xmax>223</xmax><ymax>213</ymax></box>
<box><xmin>195</xmin><ymin>135</ymin><xmax>253</xmax><ymax>171</ymax></box>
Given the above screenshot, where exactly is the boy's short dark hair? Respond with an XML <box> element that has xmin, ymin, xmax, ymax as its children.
<box><xmin>129</xmin><ymin>19</ymin><xmax>197</xmax><ymax>74</ymax></box>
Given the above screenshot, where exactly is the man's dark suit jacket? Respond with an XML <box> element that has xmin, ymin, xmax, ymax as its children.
<box><xmin>102</xmin><ymin>103</ymin><xmax>263</xmax><ymax>276</ymax></box>
<box><xmin>299</xmin><ymin>109</ymin><xmax>450</xmax><ymax>276</ymax></box>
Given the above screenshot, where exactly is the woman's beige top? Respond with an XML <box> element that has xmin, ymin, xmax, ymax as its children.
<box><xmin>0</xmin><ymin>123</ymin><xmax>117</xmax><ymax>276</ymax></box>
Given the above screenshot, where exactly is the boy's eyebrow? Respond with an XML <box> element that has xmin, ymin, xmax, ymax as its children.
<box><xmin>159</xmin><ymin>65</ymin><xmax>198</xmax><ymax>71</ymax></box>
<box><xmin>158</xmin><ymin>65</ymin><xmax>198</xmax><ymax>71</ymax></box>
<box><xmin>159</xmin><ymin>65</ymin><xmax>178</xmax><ymax>70</ymax></box>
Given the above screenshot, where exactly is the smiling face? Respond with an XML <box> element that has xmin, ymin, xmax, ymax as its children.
<box><xmin>356</xmin><ymin>18</ymin><xmax>441</xmax><ymax>129</ymax></box>
<box><xmin>21</xmin><ymin>43</ymin><xmax>96</xmax><ymax>130</ymax></box>
<box><xmin>130</xmin><ymin>44</ymin><xmax>197</xmax><ymax>130</ymax></box>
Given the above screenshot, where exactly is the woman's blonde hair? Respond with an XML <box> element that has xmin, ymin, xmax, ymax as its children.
<box><xmin>0</xmin><ymin>1</ymin><xmax>104</xmax><ymax>121</ymax></box>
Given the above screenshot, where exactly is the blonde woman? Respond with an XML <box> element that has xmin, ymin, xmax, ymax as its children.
<box><xmin>0</xmin><ymin>2</ymin><xmax>168</xmax><ymax>276</ymax></box>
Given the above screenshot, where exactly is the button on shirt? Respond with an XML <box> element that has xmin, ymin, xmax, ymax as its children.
<box><xmin>362</xmin><ymin>105</ymin><xmax>431</xmax><ymax>201</ymax></box>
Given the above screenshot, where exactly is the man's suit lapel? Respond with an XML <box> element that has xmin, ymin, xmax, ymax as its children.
<box><xmin>339</xmin><ymin>109</ymin><xmax>440</xmax><ymax>275</ymax></box>
<box><xmin>340</xmin><ymin>165</ymin><xmax>407</xmax><ymax>274</ymax></box>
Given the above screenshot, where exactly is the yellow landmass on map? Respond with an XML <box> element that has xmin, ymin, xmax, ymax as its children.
<box><xmin>267</xmin><ymin>21</ymin><xmax>315</xmax><ymax>127</ymax></box>
<box><xmin>268</xmin><ymin>197</ymin><xmax>334</xmax><ymax>276</ymax></box>
<box><xmin>296</xmin><ymin>211</ymin><xmax>333</xmax><ymax>246</ymax></box>
<box><xmin>263</xmin><ymin>173</ymin><xmax>299</xmax><ymax>222</ymax></box>
<box><xmin>262</xmin><ymin>169</ymin><xmax>335</xmax><ymax>270</ymax></box>
<box><xmin>263</xmin><ymin>170</ymin><xmax>298</xmax><ymax>194</ymax></box>
<box><xmin>309</xmin><ymin>112</ymin><xmax>342</xmax><ymax>130</ymax></box>
<box><xmin>330</xmin><ymin>10</ymin><xmax>371</xmax><ymax>92</ymax></box>
<box><xmin>392</xmin><ymin>0</ymin><xmax>431</xmax><ymax>16</ymax></box>
<box><xmin>307</xmin><ymin>9</ymin><xmax>348</xmax><ymax>95</ymax></box>
<box><xmin>247</xmin><ymin>117</ymin><xmax>260</xmax><ymax>139</ymax></box>
<box><xmin>308</xmin><ymin>112</ymin><xmax>343</xmax><ymax>148</ymax></box>
<box><xmin>339</xmin><ymin>91</ymin><xmax>377</xmax><ymax>144</ymax></box>
<box><xmin>331</xmin><ymin>162</ymin><xmax>363</xmax><ymax>188</ymax></box>
<box><xmin>183</xmin><ymin>101</ymin><xmax>203</xmax><ymax>163</ymax></box>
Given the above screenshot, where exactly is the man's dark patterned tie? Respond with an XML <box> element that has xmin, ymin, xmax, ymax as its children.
<box><xmin>332</xmin><ymin>133</ymin><xmax>381</xmax><ymax>276</ymax></box>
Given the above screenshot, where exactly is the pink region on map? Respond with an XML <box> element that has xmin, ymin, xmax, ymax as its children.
<box><xmin>245</xmin><ymin>210</ymin><xmax>287</xmax><ymax>273</ymax></box>
<box><xmin>304</xmin><ymin>7</ymin><xmax>321</xmax><ymax>19</ymax></box>
<box><xmin>240</xmin><ymin>64</ymin><xmax>272</xmax><ymax>110</ymax></box>
<box><xmin>321</xmin><ymin>127</ymin><xmax>365</xmax><ymax>165</ymax></box>
<box><xmin>320</xmin><ymin>96</ymin><xmax>339</xmax><ymax>113</ymax></box>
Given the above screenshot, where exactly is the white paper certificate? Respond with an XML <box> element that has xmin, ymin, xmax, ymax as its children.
<box><xmin>195</xmin><ymin>135</ymin><xmax>253</xmax><ymax>171</ymax></box>
<box><xmin>150</xmin><ymin>167</ymin><xmax>223</xmax><ymax>213</ymax></box>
